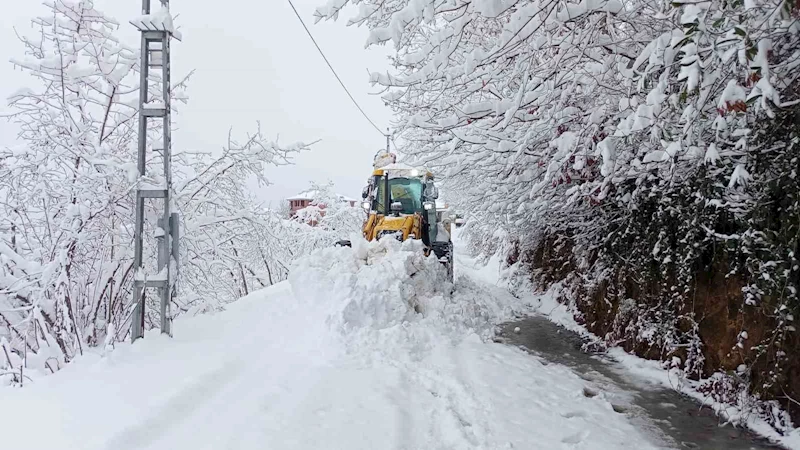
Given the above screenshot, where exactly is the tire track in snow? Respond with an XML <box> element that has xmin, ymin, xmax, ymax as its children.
<box><xmin>158</xmin><ymin>311</ymin><xmax>338</xmax><ymax>449</ymax></box>
<box><xmin>448</xmin><ymin>339</ymin><xmax>495</xmax><ymax>446</ymax></box>
<box><xmin>373</xmin><ymin>336</ymin><xmax>492</xmax><ymax>449</ymax></box>
<box><xmin>385</xmin><ymin>365</ymin><xmax>416</xmax><ymax>450</ymax></box>
<box><xmin>102</xmin><ymin>358</ymin><xmax>246</xmax><ymax>450</ymax></box>
<box><xmin>102</xmin><ymin>288</ymin><xmax>326</xmax><ymax>450</ymax></box>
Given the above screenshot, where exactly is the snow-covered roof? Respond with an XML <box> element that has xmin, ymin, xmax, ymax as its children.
<box><xmin>287</xmin><ymin>190</ymin><xmax>356</xmax><ymax>202</ymax></box>
<box><xmin>379</xmin><ymin>163</ymin><xmax>432</xmax><ymax>179</ymax></box>
<box><xmin>380</xmin><ymin>162</ymin><xmax>416</xmax><ymax>171</ymax></box>
<box><xmin>286</xmin><ymin>190</ymin><xmax>317</xmax><ymax>201</ymax></box>
<box><xmin>380</xmin><ymin>162</ymin><xmax>428</xmax><ymax>172</ymax></box>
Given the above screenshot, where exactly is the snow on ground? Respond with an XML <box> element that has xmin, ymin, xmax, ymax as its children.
<box><xmin>0</xmin><ymin>234</ymin><xmax>665</xmax><ymax>449</ymax></box>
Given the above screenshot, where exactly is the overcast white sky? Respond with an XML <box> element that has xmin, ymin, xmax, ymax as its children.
<box><xmin>0</xmin><ymin>0</ymin><xmax>393</xmax><ymax>207</ymax></box>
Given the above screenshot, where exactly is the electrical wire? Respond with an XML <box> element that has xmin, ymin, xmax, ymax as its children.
<box><xmin>390</xmin><ymin>135</ymin><xmax>401</xmax><ymax>153</ymax></box>
<box><xmin>286</xmin><ymin>0</ymin><xmax>387</xmax><ymax>138</ymax></box>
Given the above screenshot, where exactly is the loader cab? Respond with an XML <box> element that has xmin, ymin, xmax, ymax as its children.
<box><xmin>373</xmin><ymin>176</ymin><xmax>424</xmax><ymax>215</ymax></box>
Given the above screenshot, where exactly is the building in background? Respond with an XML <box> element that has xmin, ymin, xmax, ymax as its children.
<box><xmin>287</xmin><ymin>190</ymin><xmax>357</xmax><ymax>219</ymax></box>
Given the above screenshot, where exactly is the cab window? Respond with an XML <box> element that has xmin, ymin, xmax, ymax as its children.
<box><xmin>374</xmin><ymin>177</ymin><xmax>423</xmax><ymax>214</ymax></box>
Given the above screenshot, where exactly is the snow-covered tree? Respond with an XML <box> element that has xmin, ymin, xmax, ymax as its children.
<box><xmin>165</xmin><ymin>124</ymin><xmax>308</xmax><ymax>316</ymax></box>
<box><xmin>293</xmin><ymin>181</ymin><xmax>363</xmax><ymax>230</ymax></box>
<box><xmin>1</xmin><ymin>0</ymin><xmax>146</xmax><ymax>371</ymax></box>
<box><xmin>289</xmin><ymin>181</ymin><xmax>365</xmax><ymax>254</ymax></box>
<box><xmin>0</xmin><ymin>1</ymin><xmax>310</xmax><ymax>380</ymax></box>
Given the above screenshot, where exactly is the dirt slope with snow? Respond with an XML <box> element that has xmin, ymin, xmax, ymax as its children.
<box><xmin>0</xmin><ymin>236</ymin><xmax>664</xmax><ymax>449</ymax></box>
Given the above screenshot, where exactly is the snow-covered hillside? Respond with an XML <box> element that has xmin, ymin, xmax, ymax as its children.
<box><xmin>1</xmin><ymin>236</ymin><xmax>663</xmax><ymax>450</ymax></box>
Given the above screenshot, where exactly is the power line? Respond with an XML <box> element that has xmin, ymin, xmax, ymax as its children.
<box><xmin>286</xmin><ymin>0</ymin><xmax>387</xmax><ymax>138</ymax></box>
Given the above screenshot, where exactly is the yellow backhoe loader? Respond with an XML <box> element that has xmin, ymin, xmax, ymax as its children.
<box><xmin>337</xmin><ymin>152</ymin><xmax>454</xmax><ymax>282</ymax></box>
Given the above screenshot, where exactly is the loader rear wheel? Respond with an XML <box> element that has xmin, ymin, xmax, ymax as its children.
<box><xmin>431</xmin><ymin>241</ymin><xmax>454</xmax><ymax>284</ymax></box>
<box><xmin>446</xmin><ymin>242</ymin><xmax>454</xmax><ymax>283</ymax></box>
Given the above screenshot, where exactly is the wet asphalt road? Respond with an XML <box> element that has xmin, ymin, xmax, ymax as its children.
<box><xmin>497</xmin><ymin>317</ymin><xmax>784</xmax><ymax>450</ymax></box>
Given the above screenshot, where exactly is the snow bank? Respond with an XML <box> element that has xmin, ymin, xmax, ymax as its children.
<box><xmin>289</xmin><ymin>236</ymin><xmax>451</xmax><ymax>333</ymax></box>
<box><xmin>288</xmin><ymin>234</ymin><xmax>528</xmax><ymax>349</ymax></box>
<box><xmin>286</xmin><ymin>235</ymin><xmax>507</xmax><ymax>370</ymax></box>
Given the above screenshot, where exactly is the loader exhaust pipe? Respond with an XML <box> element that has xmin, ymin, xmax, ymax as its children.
<box><xmin>383</xmin><ymin>173</ymin><xmax>390</xmax><ymax>216</ymax></box>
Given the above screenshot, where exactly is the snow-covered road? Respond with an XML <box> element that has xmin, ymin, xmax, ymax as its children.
<box><xmin>1</xmin><ymin>236</ymin><xmax>666</xmax><ymax>449</ymax></box>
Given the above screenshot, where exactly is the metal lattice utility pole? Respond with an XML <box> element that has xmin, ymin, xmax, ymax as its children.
<box><xmin>130</xmin><ymin>0</ymin><xmax>181</xmax><ymax>342</ymax></box>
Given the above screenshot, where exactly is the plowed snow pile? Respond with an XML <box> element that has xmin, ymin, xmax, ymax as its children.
<box><xmin>0</xmin><ymin>237</ymin><xmax>664</xmax><ymax>449</ymax></box>
<box><xmin>290</xmin><ymin>238</ymin><xmax>451</xmax><ymax>332</ymax></box>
